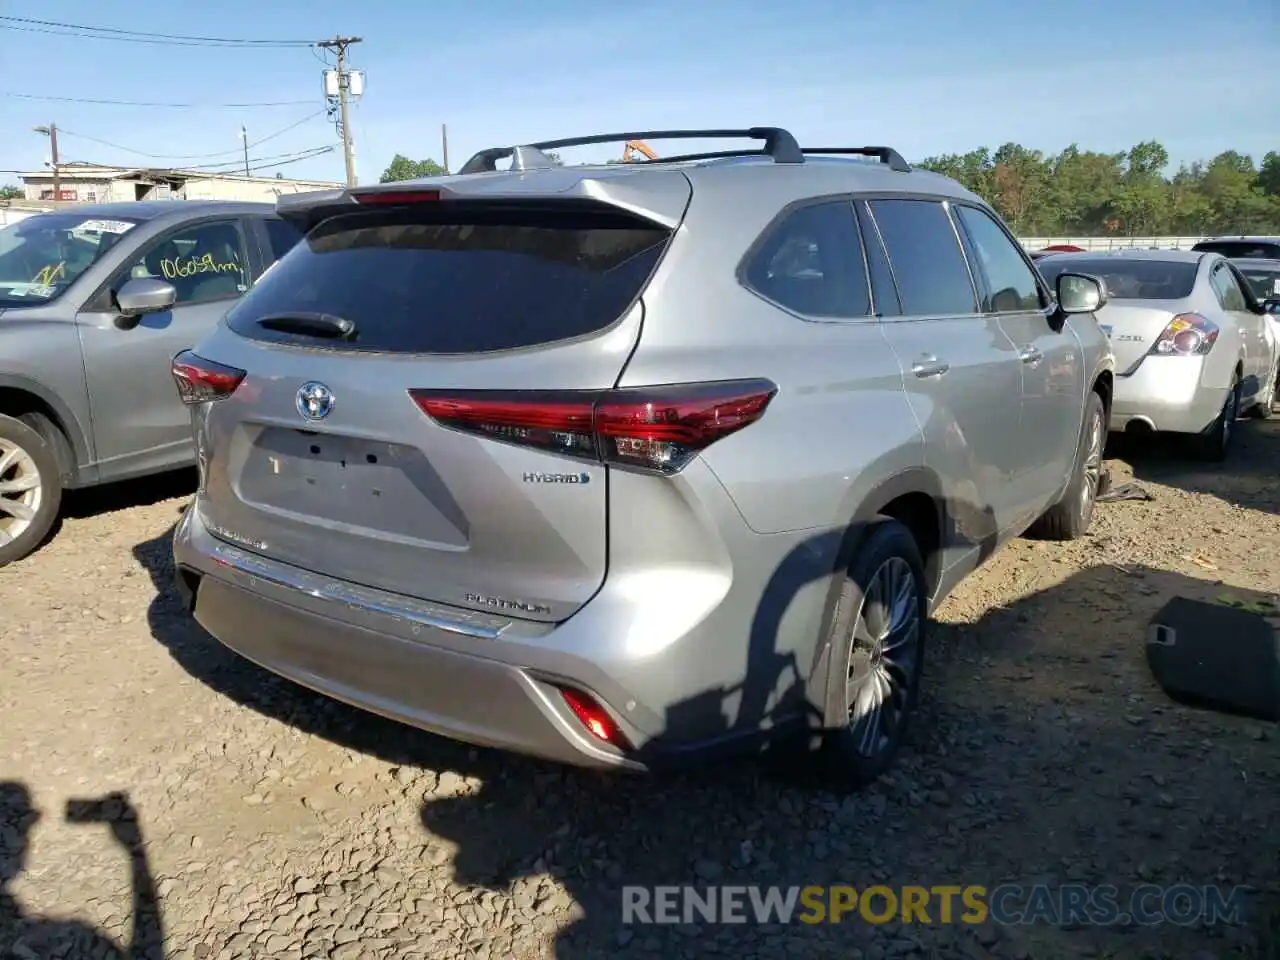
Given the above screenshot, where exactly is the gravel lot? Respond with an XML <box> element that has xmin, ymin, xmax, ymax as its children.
<box><xmin>2</xmin><ymin>422</ymin><xmax>1278</xmax><ymax>960</ymax></box>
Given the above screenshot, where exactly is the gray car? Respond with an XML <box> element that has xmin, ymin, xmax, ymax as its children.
<box><xmin>0</xmin><ymin>201</ymin><xmax>304</xmax><ymax>565</ymax></box>
<box><xmin>170</xmin><ymin>128</ymin><xmax>1114</xmax><ymax>790</ymax></box>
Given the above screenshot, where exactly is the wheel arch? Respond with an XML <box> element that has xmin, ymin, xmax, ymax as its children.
<box><xmin>804</xmin><ymin>466</ymin><xmax>948</xmax><ymax>722</ymax></box>
<box><xmin>0</xmin><ymin>374</ymin><xmax>91</xmax><ymax>486</ymax></box>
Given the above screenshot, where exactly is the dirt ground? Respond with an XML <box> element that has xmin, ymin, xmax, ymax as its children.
<box><xmin>1</xmin><ymin>420</ymin><xmax>1278</xmax><ymax>960</ymax></box>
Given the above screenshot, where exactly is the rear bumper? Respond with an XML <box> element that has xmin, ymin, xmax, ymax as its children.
<box><xmin>171</xmin><ymin>501</ymin><xmax>818</xmax><ymax>770</ymax></box>
<box><xmin>1110</xmin><ymin>355</ymin><xmax>1226</xmax><ymax>435</ymax></box>
<box><xmin>173</xmin><ymin>506</ymin><xmax>650</xmax><ymax>770</ymax></box>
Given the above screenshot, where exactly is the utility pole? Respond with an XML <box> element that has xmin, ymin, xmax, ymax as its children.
<box><xmin>318</xmin><ymin>35</ymin><xmax>362</xmax><ymax>187</ymax></box>
<box><xmin>240</xmin><ymin>126</ymin><xmax>250</xmax><ymax>177</ymax></box>
<box><xmin>33</xmin><ymin>123</ymin><xmax>60</xmax><ymax>203</ymax></box>
<box><xmin>441</xmin><ymin>123</ymin><xmax>449</xmax><ymax>174</ymax></box>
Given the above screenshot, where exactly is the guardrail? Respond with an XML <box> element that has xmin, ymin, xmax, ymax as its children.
<box><xmin>1018</xmin><ymin>237</ymin><xmax>1210</xmax><ymax>251</ymax></box>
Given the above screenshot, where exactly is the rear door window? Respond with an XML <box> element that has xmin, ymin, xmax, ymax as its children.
<box><xmin>743</xmin><ymin>201</ymin><xmax>871</xmax><ymax>318</ymax></box>
<box><xmin>866</xmin><ymin>199</ymin><xmax>978</xmax><ymax>316</ymax></box>
<box><xmin>225</xmin><ymin>206</ymin><xmax>671</xmax><ymax>354</ymax></box>
<box><xmin>1210</xmin><ymin>262</ymin><xmax>1248</xmax><ymax>311</ymax></box>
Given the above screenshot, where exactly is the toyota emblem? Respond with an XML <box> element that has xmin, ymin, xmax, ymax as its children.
<box><xmin>296</xmin><ymin>381</ymin><xmax>335</xmax><ymax>421</ymax></box>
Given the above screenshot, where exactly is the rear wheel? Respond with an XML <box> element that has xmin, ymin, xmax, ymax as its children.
<box><xmin>0</xmin><ymin>413</ymin><xmax>63</xmax><ymax>568</ymax></box>
<box><xmin>1027</xmin><ymin>391</ymin><xmax>1106</xmax><ymax>541</ymax></box>
<box><xmin>1248</xmin><ymin>362</ymin><xmax>1278</xmax><ymax>420</ymax></box>
<box><xmin>812</xmin><ymin>517</ymin><xmax>927</xmax><ymax>793</ymax></box>
<box><xmin>1190</xmin><ymin>375</ymin><xmax>1240</xmax><ymax>462</ymax></box>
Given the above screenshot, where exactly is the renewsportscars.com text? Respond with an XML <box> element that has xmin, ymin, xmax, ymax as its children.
<box><xmin>621</xmin><ymin>883</ymin><xmax>1249</xmax><ymax>927</ymax></box>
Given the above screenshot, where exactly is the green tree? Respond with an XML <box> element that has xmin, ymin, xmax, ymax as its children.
<box><xmin>0</xmin><ymin>184</ymin><xmax>22</xmax><ymax>200</ymax></box>
<box><xmin>379</xmin><ymin>154</ymin><xmax>447</xmax><ymax>182</ymax></box>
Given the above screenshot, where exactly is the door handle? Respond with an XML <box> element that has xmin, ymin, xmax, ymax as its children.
<box><xmin>1019</xmin><ymin>345</ymin><xmax>1044</xmax><ymax>365</ymax></box>
<box><xmin>911</xmin><ymin>355</ymin><xmax>950</xmax><ymax>379</ymax></box>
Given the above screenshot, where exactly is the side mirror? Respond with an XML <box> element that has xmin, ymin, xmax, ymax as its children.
<box><xmin>1262</xmin><ymin>298</ymin><xmax>1280</xmax><ymax>316</ymax></box>
<box><xmin>116</xmin><ymin>277</ymin><xmax>177</xmax><ymax>320</ymax></box>
<box><xmin>1055</xmin><ymin>272</ymin><xmax>1107</xmax><ymax>314</ymax></box>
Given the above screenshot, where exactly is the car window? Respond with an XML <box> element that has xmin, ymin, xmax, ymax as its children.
<box><xmin>263</xmin><ymin>217</ymin><xmax>304</xmax><ymax>263</ymax></box>
<box><xmin>1036</xmin><ymin>257</ymin><xmax>1198</xmax><ymax>300</ymax></box>
<box><xmin>1193</xmin><ymin>241</ymin><xmax>1280</xmax><ymax>259</ymax></box>
<box><xmin>126</xmin><ymin>220</ymin><xmax>249</xmax><ymax>306</ymax></box>
<box><xmin>954</xmin><ymin>206</ymin><xmax>1044</xmax><ymax>312</ymax></box>
<box><xmin>744</xmin><ymin>201</ymin><xmax>870</xmax><ymax>318</ymax></box>
<box><xmin>225</xmin><ymin>206</ymin><xmax>671</xmax><ymax>354</ymax></box>
<box><xmin>1239</xmin><ymin>267</ymin><xmax>1280</xmax><ymax>301</ymax></box>
<box><xmin>866</xmin><ymin>199</ymin><xmax>977</xmax><ymax>316</ymax></box>
<box><xmin>0</xmin><ymin>212</ymin><xmax>141</xmax><ymax>307</ymax></box>
<box><xmin>1210</xmin><ymin>264</ymin><xmax>1248</xmax><ymax>312</ymax></box>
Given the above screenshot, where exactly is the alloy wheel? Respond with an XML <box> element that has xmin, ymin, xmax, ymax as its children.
<box><xmin>845</xmin><ymin>556</ymin><xmax>921</xmax><ymax>759</ymax></box>
<box><xmin>1079</xmin><ymin>408</ymin><xmax>1104</xmax><ymax>518</ymax></box>
<box><xmin>0</xmin><ymin>437</ymin><xmax>44</xmax><ymax>547</ymax></box>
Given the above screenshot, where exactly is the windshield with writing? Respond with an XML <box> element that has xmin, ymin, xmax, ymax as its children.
<box><xmin>0</xmin><ymin>213</ymin><xmax>140</xmax><ymax>306</ymax></box>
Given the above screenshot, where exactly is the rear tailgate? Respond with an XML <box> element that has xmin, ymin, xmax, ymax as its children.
<box><xmin>187</xmin><ymin>182</ymin><xmax>688</xmax><ymax>622</ymax></box>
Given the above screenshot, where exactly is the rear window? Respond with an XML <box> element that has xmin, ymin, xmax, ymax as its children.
<box><xmin>1035</xmin><ymin>257</ymin><xmax>1198</xmax><ymax>300</ymax></box>
<box><xmin>1192</xmin><ymin>241</ymin><xmax>1280</xmax><ymax>259</ymax></box>
<box><xmin>225</xmin><ymin>206</ymin><xmax>670</xmax><ymax>353</ymax></box>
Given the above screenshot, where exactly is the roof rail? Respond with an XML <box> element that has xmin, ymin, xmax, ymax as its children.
<box><xmin>801</xmin><ymin>147</ymin><xmax>911</xmax><ymax>173</ymax></box>
<box><xmin>457</xmin><ymin>127</ymin><xmax>805</xmax><ymax>174</ymax></box>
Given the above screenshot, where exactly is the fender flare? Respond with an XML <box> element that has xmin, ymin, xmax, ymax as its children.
<box><xmin>0</xmin><ymin>372</ymin><xmax>92</xmax><ymax>473</ymax></box>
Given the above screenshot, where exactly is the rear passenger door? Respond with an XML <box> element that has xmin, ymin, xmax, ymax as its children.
<box><xmin>859</xmin><ymin>197</ymin><xmax>1025</xmax><ymax>566</ymax></box>
<box><xmin>953</xmin><ymin>203</ymin><xmax>1082</xmax><ymax>519</ymax></box>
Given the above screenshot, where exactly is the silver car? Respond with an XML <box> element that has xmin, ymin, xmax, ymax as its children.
<box><xmin>170</xmin><ymin>127</ymin><xmax>1114</xmax><ymax>790</ymax></box>
<box><xmin>1037</xmin><ymin>250</ymin><xmax>1279</xmax><ymax>458</ymax></box>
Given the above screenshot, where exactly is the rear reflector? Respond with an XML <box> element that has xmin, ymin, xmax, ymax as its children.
<box><xmin>409</xmin><ymin>379</ymin><xmax>777</xmax><ymax>474</ymax></box>
<box><xmin>351</xmin><ymin>189</ymin><xmax>441</xmax><ymax>205</ymax></box>
<box><xmin>559</xmin><ymin>688</ymin><xmax>627</xmax><ymax>746</ymax></box>
<box><xmin>171</xmin><ymin>350</ymin><xmax>246</xmax><ymax>405</ymax></box>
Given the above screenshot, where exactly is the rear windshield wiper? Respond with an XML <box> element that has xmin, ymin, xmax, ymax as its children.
<box><xmin>256</xmin><ymin>312</ymin><xmax>357</xmax><ymax>341</ymax></box>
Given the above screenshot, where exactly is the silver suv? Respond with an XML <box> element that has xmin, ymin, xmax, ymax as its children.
<box><xmin>171</xmin><ymin>128</ymin><xmax>1114</xmax><ymax>790</ymax></box>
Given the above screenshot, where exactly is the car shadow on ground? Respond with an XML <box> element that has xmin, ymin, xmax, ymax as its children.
<box><xmin>131</xmin><ymin>509</ymin><xmax>1280</xmax><ymax>958</ymax></box>
<box><xmin>1109</xmin><ymin>417</ymin><xmax>1280</xmax><ymax>515</ymax></box>
<box><xmin>0</xmin><ymin>783</ymin><xmax>164</xmax><ymax>959</ymax></box>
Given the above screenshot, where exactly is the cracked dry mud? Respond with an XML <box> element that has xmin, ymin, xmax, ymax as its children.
<box><xmin>2</xmin><ymin>422</ymin><xmax>1278</xmax><ymax>960</ymax></box>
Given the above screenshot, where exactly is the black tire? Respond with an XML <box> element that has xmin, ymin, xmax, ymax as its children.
<box><xmin>1026</xmin><ymin>391</ymin><xmax>1106</xmax><ymax>541</ymax></box>
<box><xmin>1248</xmin><ymin>363</ymin><xmax>1278</xmax><ymax>420</ymax></box>
<box><xmin>1189</xmin><ymin>375</ymin><xmax>1240</xmax><ymax>462</ymax></box>
<box><xmin>812</xmin><ymin>516</ymin><xmax>928</xmax><ymax>793</ymax></box>
<box><xmin>0</xmin><ymin>413</ymin><xmax>63</xmax><ymax>568</ymax></box>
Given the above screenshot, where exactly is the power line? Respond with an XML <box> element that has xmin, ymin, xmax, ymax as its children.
<box><xmin>0</xmin><ymin>15</ymin><xmax>315</xmax><ymax>48</ymax></box>
<box><xmin>179</xmin><ymin>146</ymin><xmax>336</xmax><ymax>171</ymax></box>
<box><xmin>56</xmin><ymin>110</ymin><xmax>328</xmax><ymax>161</ymax></box>
<box><xmin>4</xmin><ymin>91</ymin><xmax>313</xmax><ymax>109</ymax></box>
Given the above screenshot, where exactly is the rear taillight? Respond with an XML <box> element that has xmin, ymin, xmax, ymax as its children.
<box><xmin>1150</xmin><ymin>313</ymin><xmax>1218</xmax><ymax>357</ymax></box>
<box><xmin>559</xmin><ymin>687</ymin><xmax>628</xmax><ymax>748</ymax></box>
<box><xmin>409</xmin><ymin>379</ymin><xmax>777</xmax><ymax>474</ymax></box>
<box><xmin>171</xmin><ymin>350</ymin><xmax>246</xmax><ymax>404</ymax></box>
<box><xmin>350</xmin><ymin>189</ymin><xmax>441</xmax><ymax>205</ymax></box>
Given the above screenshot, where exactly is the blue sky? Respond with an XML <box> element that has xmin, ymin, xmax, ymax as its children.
<box><xmin>2</xmin><ymin>0</ymin><xmax>1276</xmax><ymax>187</ymax></box>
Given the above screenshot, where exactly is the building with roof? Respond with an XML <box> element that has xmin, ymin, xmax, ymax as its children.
<box><xmin>16</xmin><ymin>162</ymin><xmax>341</xmax><ymax>206</ymax></box>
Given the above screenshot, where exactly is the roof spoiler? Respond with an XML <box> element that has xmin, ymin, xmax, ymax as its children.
<box><xmin>274</xmin><ymin>182</ymin><xmax>461</xmax><ymax>232</ymax></box>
